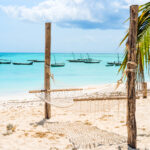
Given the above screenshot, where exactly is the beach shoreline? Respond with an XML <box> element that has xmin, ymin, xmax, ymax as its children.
<box><xmin>0</xmin><ymin>83</ymin><xmax>150</xmax><ymax>150</ymax></box>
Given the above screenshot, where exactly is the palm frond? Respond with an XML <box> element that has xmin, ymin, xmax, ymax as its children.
<box><xmin>119</xmin><ymin>2</ymin><xmax>150</xmax><ymax>82</ymax></box>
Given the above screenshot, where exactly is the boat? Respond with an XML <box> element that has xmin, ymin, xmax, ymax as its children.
<box><xmin>115</xmin><ymin>54</ymin><xmax>122</xmax><ymax>66</ymax></box>
<box><xmin>12</xmin><ymin>62</ymin><xmax>33</xmax><ymax>65</ymax></box>
<box><xmin>106</xmin><ymin>54</ymin><xmax>122</xmax><ymax>67</ymax></box>
<box><xmin>67</xmin><ymin>53</ymin><xmax>85</xmax><ymax>63</ymax></box>
<box><xmin>28</xmin><ymin>60</ymin><xmax>44</xmax><ymax>62</ymax></box>
<box><xmin>115</xmin><ymin>62</ymin><xmax>122</xmax><ymax>66</ymax></box>
<box><xmin>51</xmin><ymin>63</ymin><xmax>65</xmax><ymax>67</ymax></box>
<box><xmin>106</xmin><ymin>61</ymin><xmax>115</xmax><ymax>66</ymax></box>
<box><xmin>33</xmin><ymin>60</ymin><xmax>44</xmax><ymax>62</ymax></box>
<box><xmin>84</xmin><ymin>54</ymin><xmax>101</xmax><ymax>63</ymax></box>
<box><xmin>0</xmin><ymin>59</ymin><xmax>11</xmax><ymax>64</ymax></box>
<box><xmin>27</xmin><ymin>59</ymin><xmax>36</xmax><ymax>61</ymax></box>
<box><xmin>106</xmin><ymin>64</ymin><xmax>114</xmax><ymax>67</ymax></box>
<box><xmin>68</xmin><ymin>59</ymin><xmax>84</xmax><ymax>62</ymax></box>
<box><xmin>84</xmin><ymin>58</ymin><xmax>101</xmax><ymax>63</ymax></box>
<box><xmin>0</xmin><ymin>61</ymin><xmax>11</xmax><ymax>64</ymax></box>
<box><xmin>51</xmin><ymin>55</ymin><xmax>65</xmax><ymax>67</ymax></box>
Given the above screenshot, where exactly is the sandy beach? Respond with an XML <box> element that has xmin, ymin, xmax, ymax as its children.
<box><xmin>0</xmin><ymin>83</ymin><xmax>150</xmax><ymax>150</ymax></box>
<box><xmin>1</xmin><ymin>0</ymin><xmax>150</xmax><ymax>149</ymax></box>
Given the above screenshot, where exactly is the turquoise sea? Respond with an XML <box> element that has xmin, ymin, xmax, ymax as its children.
<box><xmin>0</xmin><ymin>53</ymin><xmax>149</xmax><ymax>96</ymax></box>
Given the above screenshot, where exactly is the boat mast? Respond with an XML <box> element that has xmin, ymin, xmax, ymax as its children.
<box><xmin>87</xmin><ymin>53</ymin><xmax>90</xmax><ymax>59</ymax></box>
<box><xmin>72</xmin><ymin>52</ymin><xmax>75</xmax><ymax>60</ymax></box>
<box><xmin>80</xmin><ymin>53</ymin><xmax>82</xmax><ymax>59</ymax></box>
<box><xmin>117</xmin><ymin>53</ymin><xmax>119</xmax><ymax>63</ymax></box>
<box><xmin>53</xmin><ymin>55</ymin><xmax>56</xmax><ymax>64</ymax></box>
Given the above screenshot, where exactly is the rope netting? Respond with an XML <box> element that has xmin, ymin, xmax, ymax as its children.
<box><xmin>44</xmin><ymin>121</ymin><xmax>127</xmax><ymax>150</ymax></box>
<box><xmin>37</xmin><ymin>83</ymin><xmax>128</xmax><ymax>109</ymax></box>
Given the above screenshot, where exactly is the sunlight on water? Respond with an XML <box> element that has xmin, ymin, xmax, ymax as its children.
<box><xmin>0</xmin><ymin>52</ymin><xmax>142</xmax><ymax>95</ymax></box>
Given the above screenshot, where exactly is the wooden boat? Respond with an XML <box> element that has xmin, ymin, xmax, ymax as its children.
<box><xmin>84</xmin><ymin>58</ymin><xmax>101</xmax><ymax>63</ymax></box>
<box><xmin>28</xmin><ymin>60</ymin><xmax>44</xmax><ymax>62</ymax></box>
<box><xmin>106</xmin><ymin>61</ymin><xmax>115</xmax><ymax>66</ymax></box>
<box><xmin>13</xmin><ymin>62</ymin><xmax>33</xmax><ymax>65</ymax></box>
<box><xmin>67</xmin><ymin>53</ymin><xmax>85</xmax><ymax>63</ymax></box>
<box><xmin>115</xmin><ymin>62</ymin><xmax>121</xmax><ymax>66</ymax></box>
<box><xmin>51</xmin><ymin>63</ymin><xmax>65</xmax><ymax>67</ymax></box>
<box><xmin>115</xmin><ymin>54</ymin><xmax>122</xmax><ymax>66</ymax></box>
<box><xmin>106</xmin><ymin>54</ymin><xmax>122</xmax><ymax>67</ymax></box>
<box><xmin>0</xmin><ymin>61</ymin><xmax>11</xmax><ymax>64</ymax></box>
<box><xmin>76</xmin><ymin>54</ymin><xmax>87</xmax><ymax>62</ymax></box>
<box><xmin>33</xmin><ymin>60</ymin><xmax>44</xmax><ymax>62</ymax></box>
<box><xmin>68</xmin><ymin>59</ymin><xmax>85</xmax><ymax>62</ymax></box>
<box><xmin>84</xmin><ymin>54</ymin><xmax>101</xmax><ymax>63</ymax></box>
<box><xmin>51</xmin><ymin>55</ymin><xmax>65</xmax><ymax>67</ymax></box>
<box><xmin>106</xmin><ymin>64</ymin><xmax>114</xmax><ymax>67</ymax></box>
<box><xmin>27</xmin><ymin>59</ymin><xmax>36</xmax><ymax>61</ymax></box>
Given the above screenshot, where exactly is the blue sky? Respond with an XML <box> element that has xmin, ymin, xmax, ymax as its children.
<box><xmin>0</xmin><ymin>0</ymin><xmax>149</xmax><ymax>53</ymax></box>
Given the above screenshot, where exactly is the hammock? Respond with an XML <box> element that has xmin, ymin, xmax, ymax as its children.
<box><xmin>37</xmin><ymin>83</ymin><xmax>128</xmax><ymax>108</ymax></box>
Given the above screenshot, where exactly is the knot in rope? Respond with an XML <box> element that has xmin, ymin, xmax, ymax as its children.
<box><xmin>49</xmin><ymin>73</ymin><xmax>55</xmax><ymax>84</ymax></box>
<box><xmin>127</xmin><ymin>61</ymin><xmax>137</xmax><ymax>67</ymax></box>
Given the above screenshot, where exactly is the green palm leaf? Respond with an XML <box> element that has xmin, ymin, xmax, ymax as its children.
<box><xmin>119</xmin><ymin>2</ymin><xmax>150</xmax><ymax>82</ymax></box>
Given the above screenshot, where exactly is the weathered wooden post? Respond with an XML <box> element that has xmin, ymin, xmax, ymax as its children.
<box><xmin>44</xmin><ymin>22</ymin><xmax>51</xmax><ymax>119</ymax></box>
<box><xmin>127</xmin><ymin>5</ymin><xmax>138</xmax><ymax>148</ymax></box>
<box><xmin>142</xmin><ymin>82</ymin><xmax>147</xmax><ymax>98</ymax></box>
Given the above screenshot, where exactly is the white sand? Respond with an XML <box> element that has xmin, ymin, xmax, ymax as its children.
<box><xmin>0</xmin><ymin>83</ymin><xmax>150</xmax><ymax>150</ymax></box>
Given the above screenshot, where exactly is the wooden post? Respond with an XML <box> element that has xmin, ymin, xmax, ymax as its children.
<box><xmin>127</xmin><ymin>5</ymin><xmax>138</xmax><ymax>148</ymax></box>
<box><xmin>44</xmin><ymin>22</ymin><xmax>51</xmax><ymax>119</ymax></box>
<box><xmin>142</xmin><ymin>82</ymin><xmax>147</xmax><ymax>98</ymax></box>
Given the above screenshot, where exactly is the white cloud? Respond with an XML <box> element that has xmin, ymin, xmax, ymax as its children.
<box><xmin>125</xmin><ymin>0</ymin><xmax>149</xmax><ymax>5</ymax></box>
<box><xmin>0</xmin><ymin>0</ymin><xmax>104</xmax><ymax>23</ymax></box>
<box><xmin>112</xmin><ymin>0</ymin><xmax>150</xmax><ymax>10</ymax></box>
<box><xmin>0</xmin><ymin>0</ymin><xmax>149</xmax><ymax>29</ymax></box>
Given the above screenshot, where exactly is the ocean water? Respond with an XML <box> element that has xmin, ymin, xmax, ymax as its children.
<box><xmin>0</xmin><ymin>52</ymin><xmax>148</xmax><ymax>96</ymax></box>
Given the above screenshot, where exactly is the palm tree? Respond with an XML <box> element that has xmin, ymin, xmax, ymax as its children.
<box><xmin>119</xmin><ymin>2</ymin><xmax>150</xmax><ymax>83</ymax></box>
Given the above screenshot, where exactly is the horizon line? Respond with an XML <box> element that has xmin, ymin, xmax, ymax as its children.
<box><xmin>0</xmin><ymin>52</ymin><xmax>123</xmax><ymax>54</ymax></box>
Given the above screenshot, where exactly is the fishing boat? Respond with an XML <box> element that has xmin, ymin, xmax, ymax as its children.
<box><xmin>84</xmin><ymin>58</ymin><xmax>101</xmax><ymax>63</ymax></box>
<box><xmin>0</xmin><ymin>59</ymin><xmax>11</xmax><ymax>64</ymax></box>
<box><xmin>28</xmin><ymin>60</ymin><xmax>44</xmax><ymax>62</ymax></box>
<box><xmin>13</xmin><ymin>62</ymin><xmax>33</xmax><ymax>65</ymax></box>
<box><xmin>106</xmin><ymin>64</ymin><xmax>114</xmax><ymax>67</ymax></box>
<box><xmin>68</xmin><ymin>59</ymin><xmax>84</xmax><ymax>62</ymax></box>
<box><xmin>51</xmin><ymin>63</ymin><xmax>65</xmax><ymax>67</ymax></box>
<box><xmin>27</xmin><ymin>59</ymin><xmax>36</xmax><ymax>61</ymax></box>
<box><xmin>77</xmin><ymin>54</ymin><xmax>87</xmax><ymax>62</ymax></box>
<box><xmin>0</xmin><ymin>61</ymin><xmax>11</xmax><ymax>64</ymax></box>
<box><xmin>51</xmin><ymin>55</ymin><xmax>65</xmax><ymax>67</ymax></box>
<box><xmin>115</xmin><ymin>54</ymin><xmax>122</xmax><ymax>66</ymax></box>
<box><xmin>106</xmin><ymin>61</ymin><xmax>115</xmax><ymax>66</ymax></box>
<box><xmin>68</xmin><ymin>53</ymin><xmax>85</xmax><ymax>63</ymax></box>
<box><xmin>33</xmin><ymin>60</ymin><xmax>44</xmax><ymax>62</ymax></box>
<box><xmin>115</xmin><ymin>62</ymin><xmax>121</xmax><ymax>66</ymax></box>
<box><xmin>84</xmin><ymin>54</ymin><xmax>101</xmax><ymax>63</ymax></box>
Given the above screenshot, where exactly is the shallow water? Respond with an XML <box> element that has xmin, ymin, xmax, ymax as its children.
<box><xmin>0</xmin><ymin>52</ymin><xmax>148</xmax><ymax>96</ymax></box>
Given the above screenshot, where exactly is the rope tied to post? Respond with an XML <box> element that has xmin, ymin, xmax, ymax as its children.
<box><xmin>126</xmin><ymin>69</ymin><xmax>136</xmax><ymax>73</ymax></box>
<box><xmin>126</xmin><ymin>61</ymin><xmax>137</xmax><ymax>73</ymax></box>
<box><xmin>116</xmin><ymin>61</ymin><xmax>137</xmax><ymax>89</ymax></box>
<box><xmin>127</xmin><ymin>61</ymin><xmax>137</xmax><ymax>67</ymax></box>
<box><xmin>49</xmin><ymin>73</ymin><xmax>55</xmax><ymax>83</ymax></box>
<box><xmin>46</xmin><ymin>64</ymin><xmax>50</xmax><ymax>67</ymax></box>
